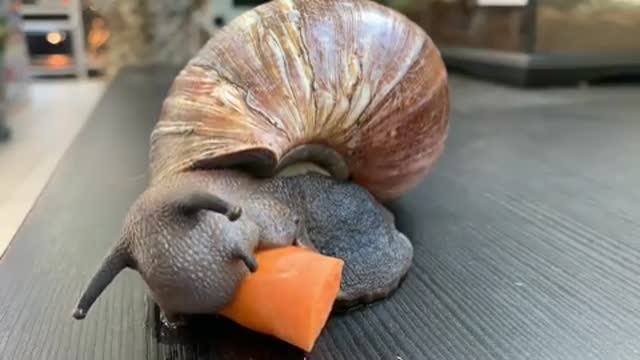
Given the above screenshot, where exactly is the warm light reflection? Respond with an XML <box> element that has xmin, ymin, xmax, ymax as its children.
<box><xmin>46</xmin><ymin>54</ymin><xmax>72</xmax><ymax>68</ymax></box>
<box><xmin>46</xmin><ymin>32</ymin><xmax>64</xmax><ymax>45</ymax></box>
<box><xmin>87</xmin><ymin>18</ymin><xmax>110</xmax><ymax>52</ymax></box>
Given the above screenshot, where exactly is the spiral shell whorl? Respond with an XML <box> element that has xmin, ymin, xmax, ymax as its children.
<box><xmin>150</xmin><ymin>0</ymin><xmax>449</xmax><ymax>201</ymax></box>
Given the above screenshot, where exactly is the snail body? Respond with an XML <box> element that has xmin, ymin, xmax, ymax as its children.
<box><xmin>73</xmin><ymin>0</ymin><xmax>449</xmax><ymax>325</ymax></box>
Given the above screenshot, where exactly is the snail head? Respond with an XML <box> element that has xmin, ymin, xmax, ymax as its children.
<box><xmin>71</xmin><ymin>173</ymin><xmax>268</xmax><ymax>321</ymax></box>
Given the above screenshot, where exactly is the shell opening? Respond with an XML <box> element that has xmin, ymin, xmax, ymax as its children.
<box><xmin>274</xmin><ymin>144</ymin><xmax>350</xmax><ymax>180</ymax></box>
<box><xmin>275</xmin><ymin>162</ymin><xmax>331</xmax><ymax>178</ymax></box>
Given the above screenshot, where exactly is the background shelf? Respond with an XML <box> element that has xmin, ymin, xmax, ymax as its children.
<box><xmin>18</xmin><ymin>0</ymin><xmax>97</xmax><ymax>78</ymax></box>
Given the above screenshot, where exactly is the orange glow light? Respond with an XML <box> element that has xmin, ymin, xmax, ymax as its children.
<box><xmin>46</xmin><ymin>54</ymin><xmax>72</xmax><ymax>68</ymax></box>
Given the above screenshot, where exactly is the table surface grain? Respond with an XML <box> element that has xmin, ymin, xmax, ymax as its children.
<box><xmin>1</xmin><ymin>66</ymin><xmax>640</xmax><ymax>360</ymax></box>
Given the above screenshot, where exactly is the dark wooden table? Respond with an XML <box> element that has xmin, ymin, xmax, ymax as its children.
<box><xmin>1</xmin><ymin>66</ymin><xmax>640</xmax><ymax>359</ymax></box>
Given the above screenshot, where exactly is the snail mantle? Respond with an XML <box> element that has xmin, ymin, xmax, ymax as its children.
<box><xmin>71</xmin><ymin>0</ymin><xmax>449</xmax><ymax>329</ymax></box>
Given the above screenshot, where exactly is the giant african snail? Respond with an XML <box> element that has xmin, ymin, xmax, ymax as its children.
<box><xmin>72</xmin><ymin>0</ymin><xmax>449</xmax><ymax>325</ymax></box>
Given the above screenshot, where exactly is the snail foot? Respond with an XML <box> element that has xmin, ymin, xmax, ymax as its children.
<box><xmin>331</xmin><ymin>229</ymin><xmax>413</xmax><ymax>311</ymax></box>
<box><xmin>295</xmin><ymin>174</ymin><xmax>413</xmax><ymax>310</ymax></box>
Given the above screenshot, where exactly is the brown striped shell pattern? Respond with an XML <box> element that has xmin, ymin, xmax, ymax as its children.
<box><xmin>149</xmin><ymin>0</ymin><xmax>449</xmax><ymax>201</ymax></box>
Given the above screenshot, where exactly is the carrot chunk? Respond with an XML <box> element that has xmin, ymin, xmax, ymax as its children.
<box><xmin>218</xmin><ymin>246</ymin><xmax>344</xmax><ymax>352</ymax></box>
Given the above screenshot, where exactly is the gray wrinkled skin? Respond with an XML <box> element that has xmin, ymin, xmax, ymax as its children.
<box><xmin>258</xmin><ymin>174</ymin><xmax>413</xmax><ymax>309</ymax></box>
<box><xmin>72</xmin><ymin>170</ymin><xmax>412</xmax><ymax>324</ymax></box>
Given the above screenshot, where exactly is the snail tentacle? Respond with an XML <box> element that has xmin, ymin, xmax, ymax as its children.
<box><xmin>176</xmin><ymin>190</ymin><xmax>242</xmax><ymax>221</ymax></box>
<box><xmin>72</xmin><ymin>242</ymin><xmax>133</xmax><ymax>320</ymax></box>
<box><xmin>234</xmin><ymin>245</ymin><xmax>259</xmax><ymax>273</ymax></box>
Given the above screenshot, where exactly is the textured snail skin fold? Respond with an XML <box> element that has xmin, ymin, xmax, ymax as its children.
<box><xmin>149</xmin><ymin>0</ymin><xmax>449</xmax><ymax>201</ymax></box>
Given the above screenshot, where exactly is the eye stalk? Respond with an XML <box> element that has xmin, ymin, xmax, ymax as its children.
<box><xmin>176</xmin><ymin>190</ymin><xmax>243</xmax><ymax>221</ymax></box>
<box><xmin>226</xmin><ymin>206</ymin><xmax>242</xmax><ymax>222</ymax></box>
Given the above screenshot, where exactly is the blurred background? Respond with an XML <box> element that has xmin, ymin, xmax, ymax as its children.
<box><xmin>0</xmin><ymin>0</ymin><xmax>639</xmax><ymax>251</ymax></box>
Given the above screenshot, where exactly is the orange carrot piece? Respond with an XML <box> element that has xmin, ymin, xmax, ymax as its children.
<box><xmin>218</xmin><ymin>246</ymin><xmax>344</xmax><ymax>352</ymax></box>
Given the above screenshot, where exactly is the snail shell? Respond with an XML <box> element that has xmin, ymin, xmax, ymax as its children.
<box><xmin>149</xmin><ymin>0</ymin><xmax>449</xmax><ymax>201</ymax></box>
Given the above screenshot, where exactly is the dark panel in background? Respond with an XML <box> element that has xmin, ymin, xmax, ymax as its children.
<box><xmin>232</xmin><ymin>0</ymin><xmax>269</xmax><ymax>6</ymax></box>
<box><xmin>535</xmin><ymin>0</ymin><xmax>640</xmax><ymax>53</ymax></box>
<box><xmin>380</xmin><ymin>0</ymin><xmax>533</xmax><ymax>53</ymax></box>
<box><xmin>380</xmin><ymin>0</ymin><xmax>640</xmax><ymax>86</ymax></box>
